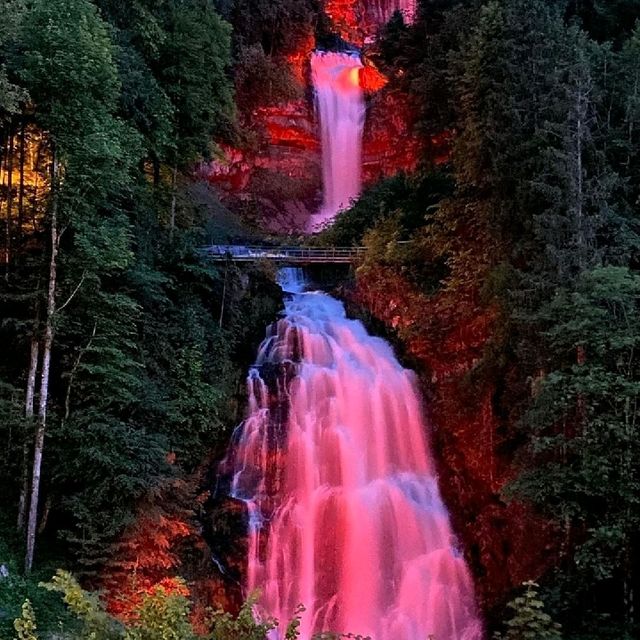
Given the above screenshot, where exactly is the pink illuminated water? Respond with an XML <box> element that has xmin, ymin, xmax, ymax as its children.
<box><xmin>222</xmin><ymin>269</ymin><xmax>483</xmax><ymax>640</ymax></box>
<box><xmin>308</xmin><ymin>52</ymin><xmax>365</xmax><ymax>231</ymax></box>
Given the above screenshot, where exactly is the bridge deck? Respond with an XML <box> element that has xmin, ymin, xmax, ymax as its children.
<box><xmin>202</xmin><ymin>245</ymin><xmax>367</xmax><ymax>264</ymax></box>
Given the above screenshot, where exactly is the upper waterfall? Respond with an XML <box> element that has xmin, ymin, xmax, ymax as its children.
<box><xmin>308</xmin><ymin>51</ymin><xmax>366</xmax><ymax>231</ymax></box>
<box><xmin>219</xmin><ymin>269</ymin><xmax>484</xmax><ymax>640</ymax></box>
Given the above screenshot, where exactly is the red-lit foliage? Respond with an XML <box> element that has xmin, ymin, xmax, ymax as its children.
<box><xmin>101</xmin><ymin>477</ymin><xmax>197</xmax><ymax>621</ymax></box>
<box><xmin>359</xmin><ymin>63</ymin><xmax>388</xmax><ymax>92</ymax></box>
<box><xmin>109</xmin><ymin>577</ymin><xmax>192</xmax><ymax>624</ymax></box>
<box><xmin>324</xmin><ymin>0</ymin><xmax>361</xmax><ymax>42</ymax></box>
<box><xmin>286</xmin><ymin>32</ymin><xmax>316</xmax><ymax>84</ymax></box>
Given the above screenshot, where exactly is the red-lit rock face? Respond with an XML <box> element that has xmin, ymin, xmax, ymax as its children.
<box><xmin>204</xmin><ymin>98</ymin><xmax>322</xmax><ymax>232</ymax></box>
<box><xmin>363</xmin><ymin>88</ymin><xmax>423</xmax><ymax>184</ymax></box>
<box><xmin>351</xmin><ymin>268</ymin><xmax>559</xmax><ymax>616</ymax></box>
<box><xmin>324</xmin><ymin>1</ymin><xmax>417</xmax><ymax>45</ymax></box>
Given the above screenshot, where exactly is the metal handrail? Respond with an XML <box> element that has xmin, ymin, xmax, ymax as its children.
<box><xmin>201</xmin><ymin>244</ymin><xmax>367</xmax><ymax>263</ymax></box>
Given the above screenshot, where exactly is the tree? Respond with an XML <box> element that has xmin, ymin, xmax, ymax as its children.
<box><xmin>511</xmin><ymin>267</ymin><xmax>640</xmax><ymax>628</ymax></box>
<box><xmin>227</xmin><ymin>0</ymin><xmax>318</xmax><ymax>56</ymax></box>
<box><xmin>158</xmin><ymin>0</ymin><xmax>233</xmax><ymax>232</ymax></box>
<box><xmin>493</xmin><ymin>581</ymin><xmax>562</xmax><ymax>640</ymax></box>
<box><xmin>0</xmin><ymin>0</ymin><xmax>27</xmax><ymax>118</ymax></box>
<box><xmin>17</xmin><ymin>0</ymin><xmax>141</xmax><ymax>572</ymax></box>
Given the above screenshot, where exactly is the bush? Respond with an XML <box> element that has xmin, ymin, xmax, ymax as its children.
<box><xmin>494</xmin><ymin>581</ymin><xmax>562</xmax><ymax>640</ymax></box>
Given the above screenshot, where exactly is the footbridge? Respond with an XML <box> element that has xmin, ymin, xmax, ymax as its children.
<box><xmin>201</xmin><ymin>245</ymin><xmax>367</xmax><ymax>265</ymax></box>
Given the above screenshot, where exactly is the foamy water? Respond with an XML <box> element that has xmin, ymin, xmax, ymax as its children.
<box><xmin>220</xmin><ymin>269</ymin><xmax>484</xmax><ymax>640</ymax></box>
<box><xmin>308</xmin><ymin>52</ymin><xmax>366</xmax><ymax>231</ymax></box>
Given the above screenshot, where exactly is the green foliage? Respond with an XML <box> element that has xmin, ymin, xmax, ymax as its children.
<box><xmin>124</xmin><ymin>582</ymin><xmax>196</xmax><ymax>640</ymax></box>
<box><xmin>159</xmin><ymin>0</ymin><xmax>234</xmax><ymax>165</ymax></box>
<box><xmin>41</xmin><ymin>570</ymin><xmax>123</xmax><ymax>640</ymax></box>
<box><xmin>568</xmin><ymin>0</ymin><xmax>640</xmax><ymax>43</ymax></box>
<box><xmin>34</xmin><ymin>571</ymin><xmax>198</xmax><ymax>640</ymax></box>
<box><xmin>318</xmin><ymin>172</ymin><xmax>452</xmax><ymax>247</ymax></box>
<box><xmin>0</xmin><ymin>0</ymin><xmax>28</xmax><ymax>118</ymax></box>
<box><xmin>511</xmin><ymin>267</ymin><xmax>640</xmax><ymax>595</ymax></box>
<box><xmin>10</xmin><ymin>577</ymin><xmax>365</xmax><ymax>640</ymax></box>
<box><xmin>235</xmin><ymin>44</ymin><xmax>303</xmax><ymax>113</ymax></box>
<box><xmin>210</xmin><ymin>592</ymin><xmax>277</xmax><ymax>640</ymax></box>
<box><xmin>493</xmin><ymin>581</ymin><xmax>562</xmax><ymax>640</ymax></box>
<box><xmin>226</xmin><ymin>0</ymin><xmax>318</xmax><ymax>56</ymax></box>
<box><xmin>19</xmin><ymin>0</ymin><xmax>123</xmax><ymax>147</ymax></box>
<box><xmin>0</xmin><ymin>0</ymin><xmax>279</xmax><ymax>592</ymax></box>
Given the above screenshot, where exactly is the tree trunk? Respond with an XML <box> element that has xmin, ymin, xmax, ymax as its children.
<box><xmin>30</xmin><ymin>142</ymin><xmax>42</xmax><ymax>229</ymax></box>
<box><xmin>152</xmin><ymin>155</ymin><xmax>160</xmax><ymax>187</ymax></box>
<box><xmin>219</xmin><ymin>260</ymin><xmax>229</xmax><ymax>328</ymax></box>
<box><xmin>5</xmin><ymin>126</ymin><xmax>14</xmax><ymax>280</ymax></box>
<box><xmin>1</xmin><ymin>129</ymin><xmax>9</xmax><ymax>278</ymax></box>
<box><xmin>64</xmin><ymin>320</ymin><xmax>96</xmax><ymax>420</ymax></box>
<box><xmin>17</xmin><ymin>117</ymin><xmax>26</xmax><ymax>237</ymax></box>
<box><xmin>25</xmin><ymin>152</ymin><xmax>59</xmax><ymax>573</ymax></box>
<box><xmin>17</xmin><ymin>333</ymin><xmax>39</xmax><ymax>532</ymax></box>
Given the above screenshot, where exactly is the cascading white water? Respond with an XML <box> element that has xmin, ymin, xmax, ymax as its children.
<box><xmin>220</xmin><ymin>268</ymin><xmax>484</xmax><ymax>640</ymax></box>
<box><xmin>308</xmin><ymin>52</ymin><xmax>366</xmax><ymax>231</ymax></box>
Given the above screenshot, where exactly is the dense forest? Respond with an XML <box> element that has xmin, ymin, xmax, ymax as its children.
<box><xmin>1</xmin><ymin>0</ymin><xmax>640</xmax><ymax>639</ymax></box>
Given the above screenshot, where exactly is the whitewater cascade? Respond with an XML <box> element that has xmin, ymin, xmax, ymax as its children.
<box><xmin>220</xmin><ymin>268</ymin><xmax>483</xmax><ymax>640</ymax></box>
<box><xmin>308</xmin><ymin>52</ymin><xmax>366</xmax><ymax>231</ymax></box>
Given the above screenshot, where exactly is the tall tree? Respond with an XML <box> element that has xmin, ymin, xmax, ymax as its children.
<box><xmin>17</xmin><ymin>0</ymin><xmax>140</xmax><ymax>571</ymax></box>
<box><xmin>158</xmin><ymin>0</ymin><xmax>234</xmax><ymax>237</ymax></box>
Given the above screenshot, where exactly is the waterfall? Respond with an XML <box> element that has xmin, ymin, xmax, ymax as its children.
<box><xmin>308</xmin><ymin>52</ymin><xmax>366</xmax><ymax>231</ymax></box>
<box><xmin>220</xmin><ymin>268</ymin><xmax>484</xmax><ymax>640</ymax></box>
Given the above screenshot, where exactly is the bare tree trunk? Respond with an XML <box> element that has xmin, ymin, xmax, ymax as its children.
<box><xmin>30</xmin><ymin>142</ymin><xmax>42</xmax><ymax>229</ymax></box>
<box><xmin>219</xmin><ymin>260</ymin><xmax>229</xmax><ymax>328</ymax></box>
<box><xmin>64</xmin><ymin>320</ymin><xmax>96</xmax><ymax>420</ymax></box>
<box><xmin>17</xmin><ymin>333</ymin><xmax>40</xmax><ymax>532</ymax></box>
<box><xmin>1</xmin><ymin>131</ymin><xmax>8</xmax><ymax>277</ymax></box>
<box><xmin>25</xmin><ymin>152</ymin><xmax>59</xmax><ymax>573</ymax></box>
<box><xmin>5</xmin><ymin>126</ymin><xmax>14</xmax><ymax>280</ymax></box>
<box><xmin>152</xmin><ymin>155</ymin><xmax>160</xmax><ymax>187</ymax></box>
<box><xmin>17</xmin><ymin>117</ymin><xmax>26</xmax><ymax>237</ymax></box>
<box><xmin>37</xmin><ymin>495</ymin><xmax>51</xmax><ymax>535</ymax></box>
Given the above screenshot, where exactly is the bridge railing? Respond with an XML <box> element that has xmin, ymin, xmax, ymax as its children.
<box><xmin>201</xmin><ymin>245</ymin><xmax>368</xmax><ymax>263</ymax></box>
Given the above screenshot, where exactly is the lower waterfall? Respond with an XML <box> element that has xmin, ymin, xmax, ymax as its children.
<box><xmin>219</xmin><ymin>268</ymin><xmax>484</xmax><ymax>640</ymax></box>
